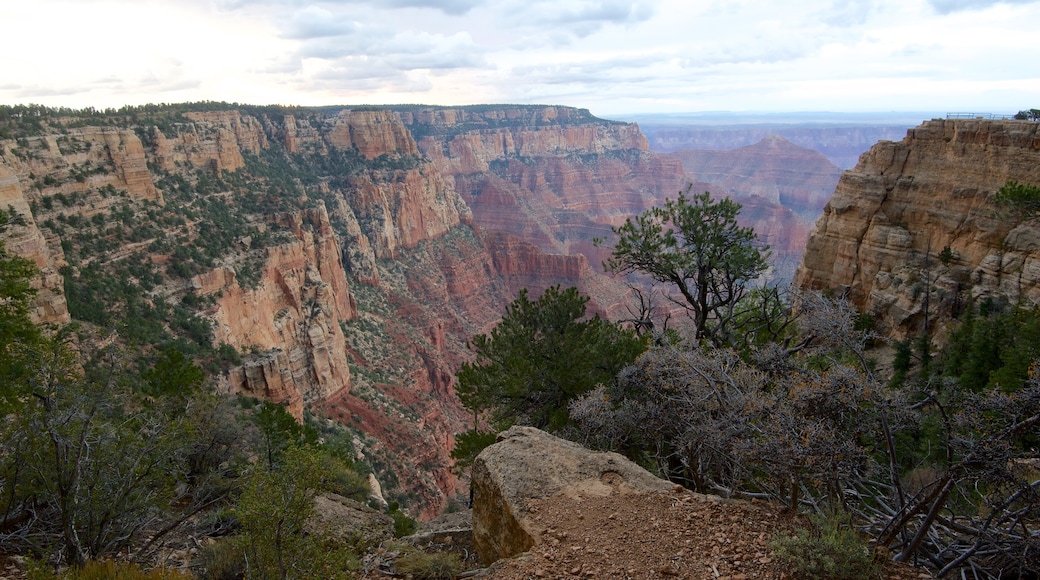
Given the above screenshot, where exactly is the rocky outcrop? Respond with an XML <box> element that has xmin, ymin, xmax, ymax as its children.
<box><xmin>0</xmin><ymin>163</ymin><xmax>70</xmax><ymax>325</ymax></box>
<box><xmin>0</xmin><ymin>125</ymin><xmax>162</xmax><ymax>332</ymax></box>
<box><xmin>471</xmin><ymin>426</ymin><xmax>677</xmax><ymax>564</ymax></box>
<box><xmin>795</xmin><ymin>119</ymin><xmax>1040</xmax><ymax>338</ymax></box>
<box><xmin>340</xmin><ymin>165</ymin><xmax>470</xmax><ymax>259</ymax></box>
<box><xmin>206</xmin><ymin>204</ymin><xmax>356</xmax><ymax>419</ymax></box>
<box><xmin>151</xmin><ymin>111</ymin><xmax>267</xmax><ymax>173</ymax></box>
<box><xmin>328</xmin><ymin>109</ymin><xmax>419</xmax><ymax>159</ymax></box>
<box><xmin>401</xmin><ymin>106</ymin><xmax>689</xmax><ymax>314</ymax></box>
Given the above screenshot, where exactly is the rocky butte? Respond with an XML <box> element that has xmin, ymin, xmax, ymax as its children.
<box><xmin>795</xmin><ymin>118</ymin><xmax>1040</xmax><ymax>339</ymax></box>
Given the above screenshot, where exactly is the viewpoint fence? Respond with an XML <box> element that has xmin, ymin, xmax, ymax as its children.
<box><xmin>946</xmin><ymin>112</ymin><xmax>1015</xmax><ymax>120</ymax></box>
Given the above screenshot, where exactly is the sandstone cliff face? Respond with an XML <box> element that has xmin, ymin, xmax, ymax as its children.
<box><xmin>200</xmin><ymin>204</ymin><xmax>356</xmax><ymax>419</ymax></box>
<box><xmin>328</xmin><ymin>110</ymin><xmax>419</xmax><ymax>159</ymax></box>
<box><xmin>0</xmin><ymin>163</ymin><xmax>69</xmax><ymax>325</ymax></box>
<box><xmin>340</xmin><ymin>164</ymin><xmax>470</xmax><ymax>259</ymax></box>
<box><xmin>152</xmin><ymin>111</ymin><xmax>267</xmax><ymax>173</ymax></box>
<box><xmin>795</xmin><ymin>119</ymin><xmax>1040</xmax><ymax>338</ymax></box>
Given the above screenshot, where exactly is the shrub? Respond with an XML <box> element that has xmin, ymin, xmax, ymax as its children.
<box><xmin>199</xmin><ymin>539</ymin><xmax>245</xmax><ymax>580</ymax></box>
<box><xmin>393</xmin><ymin>551</ymin><xmax>462</xmax><ymax>580</ymax></box>
<box><xmin>28</xmin><ymin>559</ymin><xmax>193</xmax><ymax>579</ymax></box>
<box><xmin>388</xmin><ymin>502</ymin><xmax>418</xmax><ymax>538</ymax></box>
<box><xmin>770</xmin><ymin>510</ymin><xmax>880</xmax><ymax>580</ymax></box>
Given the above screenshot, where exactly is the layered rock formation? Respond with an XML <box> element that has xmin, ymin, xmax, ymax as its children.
<box><xmin>639</xmin><ymin>123</ymin><xmax>915</xmax><ymax>169</ymax></box>
<box><xmin>0</xmin><ymin>126</ymin><xmax>169</xmax><ymax>325</ymax></box>
<box><xmin>202</xmin><ymin>204</ymin><xmax>356</xmax><ymax>419</ymax></box>
<box><xmin>154</xmin><ymin>111</ymin><xmax>267</xmax><ymax>173</ymax></box>
<box><xmin>671</xmin><ymin>135</ymin><xmax>843</xmax><ymax>282</ymax></box>
<box><xmin>0</xmin><ymin>163</ymin><xmax>69</xmax><ymax>325</ymax></box>
<box><xmin>671</xmin><ymin>135</ymin><xmax>840</xmax><ymax>220</ymax></box>
<box><xmin>795</xmin><ymin>119</ymin><xmax>1040</xmax><ymax>338</ymax></box>
<box><xmin>401</xmin><ymin>106</ymin><xmax>687</xmax><ymax>311</ymax></box>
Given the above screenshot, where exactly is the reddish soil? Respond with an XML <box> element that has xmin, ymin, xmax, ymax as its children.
<box><xmin>480</xmin><ymin>490</ymin><xmax>930</xmax><ymax>580</ymax></box>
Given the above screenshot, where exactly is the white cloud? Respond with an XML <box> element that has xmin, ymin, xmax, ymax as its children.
<box><xmin>2</xmin><ymin>0</ymin><xmax>1038</xmax><ymax>114</ymax></box>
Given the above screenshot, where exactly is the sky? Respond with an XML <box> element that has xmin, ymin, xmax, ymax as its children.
<box><xmin>3</xmin><ymin>0</ymin><xmax>1038</xmax><ymax>117</ymax></box>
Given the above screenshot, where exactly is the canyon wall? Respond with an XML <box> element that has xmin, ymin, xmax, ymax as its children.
<box><xmin>198</xmin><ymin>204</ymin><xmax>357</xmax><ymax>419</ymax></box>
<box><xmin>794</xmin><ymin>119</ymin><xmax>1040</xmax><ymax>339</ymax></box>
<box><xmin>400</xmin><ymin>106</ymin><xmax>687</xmax><ymax>311</ymax></box>
<box><xmin>0</xmin><ymin>103</ymin><xmax>858</xmax><ymax>519</ymax></box>
<box><xmin>670</xmin><ymin>135</ymin><xmax>843</xmax><ymax>282</ymax></box>
<box><xmin>639</xmin><ymin>123</ymin><xmax>915</xmax><ymax>169</ymax></box>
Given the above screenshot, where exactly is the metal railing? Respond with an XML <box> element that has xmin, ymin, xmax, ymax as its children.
<box><xmin>946</xmin><ymin>112</ymin><xmax>1015</xmax><ymax>120</ymax></box>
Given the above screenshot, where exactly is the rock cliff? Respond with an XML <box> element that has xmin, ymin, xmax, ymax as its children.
<box><xmin>794</xmin><ymin>119</ymin><xmax>1040</xmax><ymax>338</ymax></box>
<box><xmin>0</xmin><ymin>163</ymin><xmax>69</xmax><ymax>325</ymax></box>
<box><xmin>0</xmin><ymin>107</ymin><xmax>488</xmax><ymax>518</ymax></box>
<box><xmin>401</xmin><ymin>106</ymin><xmax>687</xmax><ymax>311</ymax></box>
<box><xmin>671</xmin><ymin>135</ymin><xmax>843</xmax><ymax>282</ymax></box>
<box><xmin>201</xmin><ymin>204</ymin><xmax>356</xmax><ymax>419</ymax></box>
<box><xmin>0</xmin><ymin>126</ymin><xmax>168</xmax><ymax>325</ymax></box>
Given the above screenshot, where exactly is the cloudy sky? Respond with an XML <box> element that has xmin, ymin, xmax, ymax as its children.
<box><xmin>3</xmin><ymin>0</ymin><xmax>1038</xmax><ymax>117</ymax></box>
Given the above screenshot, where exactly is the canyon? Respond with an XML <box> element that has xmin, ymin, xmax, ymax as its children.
<box><xmin>795</xmin><ymin>118</ymin><xmax>1040</xmax><ymax>340</ymax></box>
<box><xmin>0</xmin><ymin>103</ymin><xmax>872</xmax><ymax>519</ymax></box>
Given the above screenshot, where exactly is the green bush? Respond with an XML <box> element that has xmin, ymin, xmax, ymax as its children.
<box><xmin>770</xmin><ymin>510</ymin><xmax>880</xmax><ymax>580</ymax></box>
<box><xmin>28</xmin><ymin>559</ymin><xmax>193</xmax><ymax>579</ymax></box>
<box><xmin>393</xmin><ymin>550</ymin><xmax>462</xmax><ymax>580</ymax></box>
<box><xmin>388</xmin><ymin>502</ymin><xmax>418</xmax><ymax>538</ymax></box>
<box><xmin>199</xmin><ymin>539</ymin><xmax>245</xmax><ymax>580</ymax></box>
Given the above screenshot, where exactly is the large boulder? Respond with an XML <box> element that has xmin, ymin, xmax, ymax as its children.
<box><xmin>471</xmin><ymin>426</ymin><xmax>677</xmax><ymax>564</ymax></box>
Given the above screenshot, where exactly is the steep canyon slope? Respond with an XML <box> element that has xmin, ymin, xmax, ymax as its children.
<box><xmin>0</xmin><ymin>103</ymin><xmax>850</xmax><ymax>519</ymax></box>
<box><xmin>795</xmin><ymin>118</ymin><xmax>1040</xmax><ymax>339</ymax></box>
<box><xmin>0</xmin><ymin>106</ymin><xmax>498</xmax><ymax>518</ymax></box>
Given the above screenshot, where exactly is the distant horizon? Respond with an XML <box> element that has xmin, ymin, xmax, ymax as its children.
<box><xmin>5</xmin><ymin>101</ymin><xmax>982</xmax><ymax>128</ymax></box>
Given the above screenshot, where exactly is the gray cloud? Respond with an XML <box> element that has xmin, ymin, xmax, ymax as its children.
<box><xmin>310</xmin><ymin>63</ymin><xmax>435</xmax><ymax>93</ymax></box>
<box><xmin>298</xmin><ymin>29</ymin><xmax>487</xmax><ymax>71</ymax></box>
<box><xmin>219</xmin><ymin>0</ymin><xmax>485</xmax><ymax>16</ymax></box>
<box><xmin>502</xmin><ymin>0</ymin><xmax>656</xmax><ymax>39</ymax></box>
<box><xmin>928</xmin><ymin>0</ymin><xmax>1039</xmax><ymax>13</ymax></box>
<box><xmin>511</xmin><ymin>54</ymin><xmax>667</xmax><ymax>86</ymax></box>
<box><xmin>283</xmin><ymin>8</ymin><xmax>363</xmax><ymax>39</ymax></box>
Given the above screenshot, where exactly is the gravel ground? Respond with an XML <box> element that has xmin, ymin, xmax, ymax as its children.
<box><xmin>479</xmin><ymin>488</ymin><xmax>930</xmax><ymax>580</ymax></box>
